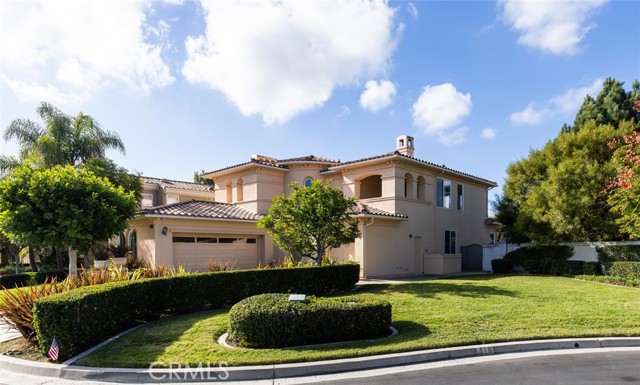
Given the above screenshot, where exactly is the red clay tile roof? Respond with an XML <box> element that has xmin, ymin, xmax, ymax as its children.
<box><xmin>277</xmin><ymin>155</ymin><xmax>340</xmax><ymax>164</ymax></box>
<box><xmin>204</xmin><ymin>151</ymin><xmax>496</xmax><ymax>187</ymax></box>
<box><xmin>327</xmin><ymin>151</ymin><xmax>497</xmax><ymax>186</ymax></box>
<box><xmin>203</xmin><ymin>158</ymin><xmax>287</xmax><ymax>175</ymax></box>
<box><xmin>138</xmin><ymin>200</ymin><xmax>261</xmax><ymax>221</ymax></box>
<box><xmin>355</xmin><ymin>203</ymin><xmax>408</xmax><ymax>219</ymax></box>
<box><xmin>141</xmin><ymin>176</ymin><xmax>215</xmax><ymax>192</ymax></box>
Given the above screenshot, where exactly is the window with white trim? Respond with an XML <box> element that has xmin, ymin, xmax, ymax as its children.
<box><xmin>436</xmin><ymin>178</ymin><xmax>451</xmax><ymax>208</ymax></box>
<box><xmin>457</xmin><ymin>184</ymin><xmax>464</xmax><ymax>210</ymax></box>
<box><xmin>167</xmin><ymin>194</ymin><xmax>179</xmax><ymax>205</ymax></box>
<box><xmin>141</xmin><ymin>194</ymin><xmax>153</xmax><ymax>208</ymax></box>
<box><xmin>445</xmin><ymin>230</ymin><xmax>457</xmax><ymax>254</ymax></box>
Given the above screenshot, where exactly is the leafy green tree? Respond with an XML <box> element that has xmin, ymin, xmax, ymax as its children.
<box><xmin>572</xmin><ymin>78</ymin><xmax>635</xmax><ymax>132</ymax></box>
<box><xmin>0</xmin><ymin>166</ymin><xmax>137</xmax><ymax>256</ymax></box>
<box><xmin>81</xmin><ymin>158</ymin><xmax>143</xmax><ymax>201</ymax></box>
<box><xmin>497</xmin><ymin>77</ymin><xmax>639</xmax><ymax>242</ymax></box>
<box><xmin>258</xmin><ymin>180</ymin><xmax>361</xmax><ymax>265</ymax></box>
<box><xmin>193</xmin><ymin>169</ymin><xmax>214</xmax><ymax>186</ymax></box>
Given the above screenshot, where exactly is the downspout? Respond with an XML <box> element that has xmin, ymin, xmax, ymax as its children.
<box><xmin>362</xmin><ymin>218</ymin><xmax>375</xmax><ymax>278</ymax></box>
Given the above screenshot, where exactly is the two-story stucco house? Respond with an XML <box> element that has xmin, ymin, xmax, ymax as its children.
<box><xmin>127</xmin><ymin>135</ymin><xmax>497</xmax><ymax>278</ymax></box>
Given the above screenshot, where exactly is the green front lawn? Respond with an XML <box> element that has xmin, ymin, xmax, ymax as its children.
<box><xmin>75</xmin><ymin>275</ymin><xmax>640</xmax><ymax>367</ymax></box>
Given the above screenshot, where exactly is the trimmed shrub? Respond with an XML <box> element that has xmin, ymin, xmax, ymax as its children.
<box><xmin>32</xmin><ymin>264</ymin><xmax>360</xmax><ymax>360</ymax></box>
<box><xmin>228</xmin><ymin>293</ymin><xmax>391</xmax><ymax>348</ymax></box>
<box><xmin>608</xmin><ymin>262</ymin><xmax>640</xmax><ymax>281</ymax></box>
<box><xmin>582</xmin><ymin>262</ymin><xmax>602</xmax><ymax>276</ymax></box>
<box><xmin>0</xmin><ymin>273</ymin><xmax>32</xmax><ymax>289</ymax></box>
<box><xmin>491</xmin><ymin>259</ymin><xmax>513</xmax><ymax>274</ymax></box>
<box><xmin>549</xmin><ymin>260</ymin><xmax>587</xmax><ymax>276</ymax></box>
<box><xmin>35</xmin><ymin>269</ymin><xmax>68</xmax><ymax>284</ymax></box>
<box><xmin>596</xmin><ymin>245</ymin><xmax>640</xmax><ymax>270</ymax></box>
<box><xmin>504</xmin><ymin>245</ymin><xmax>574</xmax><ymax>266</ymax></box>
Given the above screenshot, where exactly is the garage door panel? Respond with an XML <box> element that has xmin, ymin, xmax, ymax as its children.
<box><xmin>173</xmin><ymin>234</ymin><xmax>258</xmax><ymax>272</ymax></box>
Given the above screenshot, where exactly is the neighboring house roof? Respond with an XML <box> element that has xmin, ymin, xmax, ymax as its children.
<box><xmin>355</xmin><ymin>203</ymin><xmax>408</xmax><ymax>220</ymax></box>
<box><xmin>138</xmin><ymin>200</ymin><xmax>261</xmax><ymax>221</ymax></box>
<box><xmin>141</xmin><ymin>176</ymin><xmax>214</xmax><ymax>192</ymax></box>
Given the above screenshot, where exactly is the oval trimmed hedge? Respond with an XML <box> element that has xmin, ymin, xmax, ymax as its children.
<box><xmin>228</xmin><ymin>293</ymin><xmax>392</xmax><ymax>348</ymax></box>
<box><xmin>32</xmin><ymin>264</ymin><xmax>360</xmax><ymax>361</ymax></box>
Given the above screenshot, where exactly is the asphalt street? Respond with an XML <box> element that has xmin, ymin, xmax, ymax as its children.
<box><xmin>1</xmin><ymin>349</ymin><xmax>639</xmax><ymax>385</ymax></box>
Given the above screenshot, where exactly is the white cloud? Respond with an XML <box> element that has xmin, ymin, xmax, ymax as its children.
<box><xmin>510</xmin><ymin>78</ymin><xmax>602</xmax><ymax>125</ymax></box>
<box><xmin>0</xmin><ymin>0</ymin><xmax>174</xmax><ymax>105</ymax></box>
<box><xmin>336</xmin><ymin>105</ymin><xmax>351</xmax><ymax>119</ymax></box>
<box><xmin>550</xmin><ymin>78</ymin><xmax>602</xmax><ymax>113</ymax></box>
<box><xmin>439</xmin><ymin>127</ymin><xmax>468</xmax><ymax>146</ymax></box>
<box><xmin>412</xmin><ymin>83</ymin><xmax>472</xmax><ymax>140</ymax></box>
<box><xmin>359</xmin><ymin>80</ymin><xmax>396</xmax><ymax>112</ymax></box>
<box><xmin>182</xmin><ymin>0</ymin><xmax>398</xmax><ymax>125</ymax></box>
<box><xmin>408</xmin><ymin>3</ymin><xmax>419</xmax><ymax>19</ymax></box>
<box><xmin>499</xmin><ymin>0</ymin><xmax>608</xmax><ymax>55</ymax></box>
<box><xmin>481</xmin><ymin>127</ymin><xmax>497</xmax><ymax>139</ymax></box>
<box><xmin>510</xmin><ymin>103</ymin><xmax>550</xmax><ymax>125</ymax></box>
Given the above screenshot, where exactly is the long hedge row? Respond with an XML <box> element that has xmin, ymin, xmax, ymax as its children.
<box><xmin>32</xmin><ymin>264</ymin><xmax>360</xmax><ymax>361</ymax></box>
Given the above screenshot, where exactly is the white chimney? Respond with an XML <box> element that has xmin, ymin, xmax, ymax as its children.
<box><xmin>396</xmin><ymin>135</ymin><xmax>415</xmax><ymax>157</ymax></box>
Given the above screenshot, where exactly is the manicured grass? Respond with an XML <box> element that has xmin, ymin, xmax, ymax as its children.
<box><xmin>75</xmin><ymin>275</ymin><xmax>640</xmax><ymax>368</ymax></box>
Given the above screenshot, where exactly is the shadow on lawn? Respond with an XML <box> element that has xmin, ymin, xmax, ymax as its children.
<box><xmin>355</xmin><ymin>280</ymin><xmax>517</xmax><ymax>299</ymax></box>
<box><xmin>280</xmin><ymin>320</ymin><xmax>431</xmax><ymax>353</ymax></box>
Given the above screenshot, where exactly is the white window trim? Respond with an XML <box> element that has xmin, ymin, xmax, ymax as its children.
<box><xmin>167</xmin><ymin>194</ymin><xmax>180</xmax><ymax>205</ymax></box>
<box><xmin>436</xmin><ymin>178</ymin><xmax>452</xmax><ymax>209</ymax></box>
<box><xmin>141</xmin><ymin>193</ymin><xmax>153</xmax><ymax>208</ymax></box>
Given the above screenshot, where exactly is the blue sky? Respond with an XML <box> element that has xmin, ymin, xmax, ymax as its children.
<box><xmin>1</xmin><ymin>0</ymin><xmax>639</xmax><ymax>208</ymax></box>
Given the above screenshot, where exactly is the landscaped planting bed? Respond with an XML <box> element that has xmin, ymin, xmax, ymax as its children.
<box><xmin>73</xmin><ymin>275</ymin><xmax>640</xmax><ymax>368</ymax></box>
<box><xmin>32</xmin><ymin>264</ymin><xmax>360</xmax><ymax>361</ymax></box>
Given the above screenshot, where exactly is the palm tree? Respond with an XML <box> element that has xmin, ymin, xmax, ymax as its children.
<box><xmin>3</xmin><ymin>102</ymin><xmax>125</xmax><ymax>170</ymax></box>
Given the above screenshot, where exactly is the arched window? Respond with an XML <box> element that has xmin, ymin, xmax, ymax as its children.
<box><xmin>226</xmin><ymin>180</ymin><xmax>232</xmax><ymax>203</ymax></box>
<box><xmin>236</xmin><ymin>178</ymin><xmax>244</xmax><ymax>202</ymax></box>
<box><xmin>304</xmin><ymin>177</ymin><xmax>313</xmax><ymax>187</ymax></box>
<box><xmin>128</xmin><ymin>230</ymin><xmax>137</xmax><ymax>258</ymax></box>
<box><xmin>404</xmin><ymin>173</ymin><xmax>414</xmax><ymax>198</ymax></box>
<box><xmin>417</xmin><ymin>176</ymin><xmax>426</xmax><ymax>200</ymax></box>
<box><xmin>119</xmin><ymin>232</ymin><xmax>126</xmax><ymax>247</ymax></box>
<box><xmin>359</xmin><ymin>175</ymin><xmax>382</xmax><ymax>199</ymax></box>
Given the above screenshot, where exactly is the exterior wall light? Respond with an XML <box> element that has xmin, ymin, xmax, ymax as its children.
<box><xmin>162</xmin><ymin>226</ymin><xmax>169</xmax><ymax>236</ymax></box>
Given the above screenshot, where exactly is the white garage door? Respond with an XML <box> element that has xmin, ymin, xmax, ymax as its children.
<box><xmin>173</xmin><ymin>234</ymin><xmax>258</xmax><ymax>271</ymax></box>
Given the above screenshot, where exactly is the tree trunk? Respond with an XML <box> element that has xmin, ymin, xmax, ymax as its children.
<box><xmin>28</xmin><ymin>246</ymin><xmax>39</xmax><ymax>272</ymax></box>
<box><xmin>55</xmin><ymin>247</ymin><xmax>63</xmax><ymax>269</ymax></box>
<box><xmin>68</xmin><ymin>249</ymin><xmax>78</xmax><ymax>276</ymax></box>
<box><xmin>8</xmin><ymin>244</ymin><xmax>20</xmax><ymax>274</ymax></box>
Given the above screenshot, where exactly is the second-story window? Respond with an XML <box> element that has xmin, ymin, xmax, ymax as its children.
<box><xmin>457</xmin><ymin>184</ymin><xmax>464</xmax><ymax>210</ymax></box>
<box><xmin>304</xmin><ymin>177</ymin><xmax>313</xmax><ymax>187</ymax></box>
<box><xmin>436</xmin><ymin>178</ymin><xmax>451</xmax><ymax>208</ymax></box>
<box><xmin>141</xmin><ymin>194</ymin><xmax>153</xmax><ymax>208</ymax></box>
<box><xmin>167</xmin><ymin>194</ymin><xmax>179</xmax><ymax>205</ymax></box>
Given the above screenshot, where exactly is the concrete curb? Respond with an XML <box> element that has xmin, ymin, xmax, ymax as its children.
<box><xmin>2</xmin><ymin>337</ymin><xmax>640</xmax><ymax>382</ymax></box>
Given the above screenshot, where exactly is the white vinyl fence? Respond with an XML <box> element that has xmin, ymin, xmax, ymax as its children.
<box><xmin>483</xmin><ymin>240</ymin><xmax>640</xmax><ymax>270</ymax></box>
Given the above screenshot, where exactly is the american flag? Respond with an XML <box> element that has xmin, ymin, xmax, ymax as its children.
<box><xmin>48</xmin><ymin>338</ymin><xmax>59</xmax><ymax>362</ymax></box>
